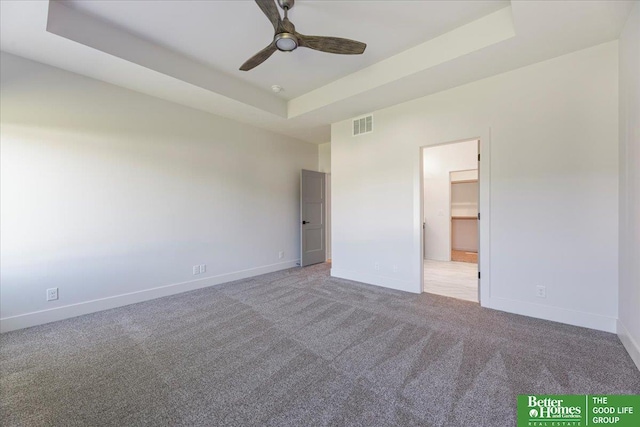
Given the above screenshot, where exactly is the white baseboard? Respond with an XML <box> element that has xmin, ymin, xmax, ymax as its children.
<box><xmin>330</xmin><ymin>268</ymin><xmax>421</xmax><ymax>294</ymax></box>
<box><xmin>618</xmin><ymin>319</ymin><xmax>640</xmax><ymax>371</ymax></box>
<box><xmin>0</xmin><ymin>260</ymin><xmax>299</xmax><ymax>333</ymax></box>
<box><xmin>482</xmin><ymin>296</ymin><xmax>617</xmax><ymax>333</ymax></box>
<box><xmin>330</xmin><ymin>269</ymin><xmax>616</xmax><ymax>333</ymax></box>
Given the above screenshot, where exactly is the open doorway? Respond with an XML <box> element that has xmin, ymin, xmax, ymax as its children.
<box><xmin>421</xmin><ymin>140</ymin><xmax>479</xmax><ymax>302</ymax></box>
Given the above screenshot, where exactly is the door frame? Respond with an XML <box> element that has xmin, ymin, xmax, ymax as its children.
<box><xmin>324</xmin><ymin>173</ymin><xmax>331</xmax><ymax>262</ymax></box>
<box><xmin>300</xmin><ymin>169</ymin><xmax>327</xmax><ymax>267</ymax></box>
<box><xmin>419</xmin><ymin>137</ymin><xmax>490</xmax><ymax>304</ymax></box>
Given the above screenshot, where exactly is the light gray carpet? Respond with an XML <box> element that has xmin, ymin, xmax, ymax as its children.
<box><xmin>1</xmin><ymin>263</ymin><xmax>639</xmax><ymax>426</ymax></box>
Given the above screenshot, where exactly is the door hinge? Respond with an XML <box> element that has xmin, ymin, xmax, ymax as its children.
<box><xmin>478</xmin><ymin>271</ymin><xmax>481</xmax><ymax>279</ymax></box>
<box><xmin>477</xmin><ymin>212</ymin><xmax>480</xmax><ymax>220</ymax></box>
<box><xmin>477</xmin><ymin>154</ymin><xmax>480</xmax><ymax>161</ymax></box>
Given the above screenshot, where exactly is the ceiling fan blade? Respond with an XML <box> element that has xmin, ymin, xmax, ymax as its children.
<box><xmin>240</xmin><ymin>42</ymin><xmax>277</xmax><ymax>71</ymax></box>
<box><xmin>255</xmin><ymin>0</ymin><xmax>281</xmax><ymax>32</ymax></box>
<box><xmin>297</xmin><ymin>34</ymin><xmax>366</xmax><ymax>55</ymax></box>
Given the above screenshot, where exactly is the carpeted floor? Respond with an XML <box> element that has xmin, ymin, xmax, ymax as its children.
<box><xmin>1</xmin><ymin>263</ymin><xmax>639</xmax><ymax>426</ymax></box>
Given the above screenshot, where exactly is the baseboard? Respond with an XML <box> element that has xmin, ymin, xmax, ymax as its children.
<box><xmin>482</xmin><ymin>296</ymin><xmax>617</xmax><ymax>333</ymax></box>
<box><xmin>330</xmin><ymin>268</ymin><xmax>421</xmax><ymax>294</ymax></box>
<box><xmin>0</xmin><ymin>260</ymin><xmax>299</xmax><ymax>333</ymax></box>
<box><xmin>329</xmin><ymin>270</ymin><xmax>616</xmax><ymax>332</ymax></box>
<box><xmin>618</xmin><ymin>319</ymin><xmax>640</xmax><ymax>371</ymax></box>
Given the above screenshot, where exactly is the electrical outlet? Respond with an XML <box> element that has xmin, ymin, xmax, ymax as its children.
<box><xmin>536</xmin><ymin>285</ymin><xmax>546</xmax><ymax>298</ymax></box>
<box><xmin>46</xmin><ymin>288</ymin><xmax>58</xmax><ymax>301</ymax></box>
<box><xmin>193</xmin><ymin>265</ymin><xmax>200</xmax><ymax>275</ymax></box>
<box><xmin>278</xmin><ymin>251</ymin><xmax>284</xmax><ymax>260</ymax></box>
<box><xmin>200</xmin><ymin>264</ymin><xmax>206</xmax><ymax>274</ymax></box>
<box><xmin>393</xmin><ymin>264</ymin><xmax>398</xmax><ymax>273</ymax></box>
<box><xmin>374</xmin><ymin>262</ymin><xmax>380</xmax><ymax>271</ymax></box>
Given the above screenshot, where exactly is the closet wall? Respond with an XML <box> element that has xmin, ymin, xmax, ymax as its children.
<box><xmin>451</xmin><ymin>178</ymin><xmax>478</xmax><ymax>253</ymax></box>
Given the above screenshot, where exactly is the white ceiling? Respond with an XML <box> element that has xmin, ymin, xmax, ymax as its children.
<box><xmin>60</xmin><ymin>0</ymin><xmax>510</xmax><ymax>99</ymax></box>
<box><xmin>0</xmin><ymin>1</ymin><xmax>635</xmax><ymax>143</ymax></box>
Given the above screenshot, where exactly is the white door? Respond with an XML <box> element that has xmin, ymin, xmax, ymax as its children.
<box><xmin>301</xmin><ymin>170</ymin><xmax>326</xmax><ymax>266</ymax></box>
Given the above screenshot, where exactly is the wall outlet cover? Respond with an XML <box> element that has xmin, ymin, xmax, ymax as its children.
<box><xmin>46</xmin><ymin>288</ymin><xmax>58</xmax><ymax>301</ymax></box>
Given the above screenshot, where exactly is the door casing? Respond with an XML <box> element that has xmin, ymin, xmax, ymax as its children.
<box><xmin>301</xmin><ymin>169</ymin><xmax>326</xmax><ymax>267</ymax></box>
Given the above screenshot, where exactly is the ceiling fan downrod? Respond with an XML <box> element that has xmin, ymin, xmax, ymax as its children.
<box><xmin>274</xmin><ymin>0</ymin><xmax>297</xmax><ymax>52</ymax></box>
<box><xmin>277</xmin><ymin>0</ymin><xmax>294</xmax><ymax>11</ymax></box>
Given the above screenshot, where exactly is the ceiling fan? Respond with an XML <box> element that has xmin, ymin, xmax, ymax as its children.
<box><xmin>240</xmin><ymin>0</ymin><xmax>367</xmax><ymax>71</ymax></box>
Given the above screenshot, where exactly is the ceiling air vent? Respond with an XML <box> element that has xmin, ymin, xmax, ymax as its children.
<box><xmin>352</xmin><ymin>115</ymin><xmax>373</xmax><ymax>136</ymax></box>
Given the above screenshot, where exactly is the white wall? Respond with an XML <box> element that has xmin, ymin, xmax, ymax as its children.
<box><xmin>318</xmin><ymin>143</ymin><xmax>331</xmax><ymax>174</ymax></box>
<box><xmin>331</xmin><ymin>41</ymin><xmax>619</xmax><ymax>333</ymax></box>
<box><xmin>617</xmin><ymin>3</ymin><xmax>640</xmax><ymax>370</ymax></box>
<box><xmin>423</xmin><ymin>140</ymin><xmax>477</xmax><ymax>260</ymax></box>
<box><xmin>0</xmin><ymin>52</ymin><xmax>318</xmax><ymax>332</ymax></box>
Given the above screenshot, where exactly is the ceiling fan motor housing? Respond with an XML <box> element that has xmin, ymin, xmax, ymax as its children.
<box><xmin>275</xmin><ymin>32</ymin><xmax>298</xmax><ymax>51</ymax></box>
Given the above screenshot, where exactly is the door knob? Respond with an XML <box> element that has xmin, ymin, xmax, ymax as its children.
<box><xmin>302</xmin><ymin>221</ymin><xmax>309</xmax><ymax>224</ymax></box>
